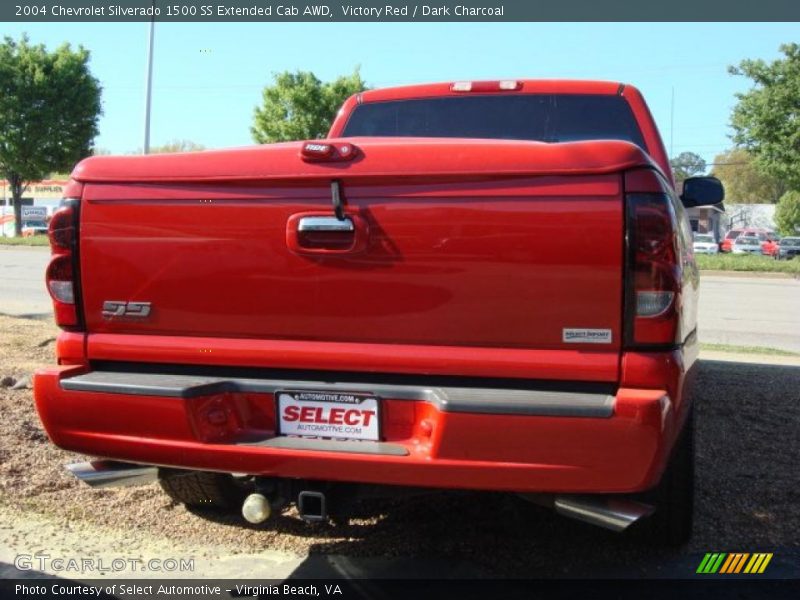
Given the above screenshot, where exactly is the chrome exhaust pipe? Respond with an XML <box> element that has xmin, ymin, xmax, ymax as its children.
<box><xmin>554</xmin><ymin>494</ymin><xmax>654</xmax><ymax>532</ymax></box>
<box><xmin>242</xmin><ymin>493</ymin><xmax>272</xmax><ymax>524</ymax></box>
<box><xmin>66</xmin><ymin>460</ymin><xmax>158</xmax><ymax>488</ymax></box>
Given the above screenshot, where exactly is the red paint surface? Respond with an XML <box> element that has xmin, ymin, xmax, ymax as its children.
<box><xmin>35</xmin><ymin>365</ymin><xmax>685</xmax><ymax>493</ymax></box>
<box><xmin>33</xmin><ymin>80</ymin><xmax>697</xmax><ymax>495</ymax></box>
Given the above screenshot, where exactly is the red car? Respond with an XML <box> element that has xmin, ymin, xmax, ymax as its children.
<box><xmin>35</xmin><ymin>80</ymin><xmax>724</xmax><ymax>545</ymax></box>
<box><xmin>761</xmin><ymin>233</ymin><xmax>781</xmax><ymax>257</ymax></box>
<box><xmin>721</xmin><ymin>227</ymin><xmax>777</xmax><ymax>254</ymax></box>
<box><xmin>720</xmin><ymin>228</ymin><xmax>744</xmax><ymax>253</ymax></box>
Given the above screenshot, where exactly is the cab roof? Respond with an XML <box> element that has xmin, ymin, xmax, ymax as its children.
<box><xmin>358</xmin><ymin>80</ymin><xmax>627</xmax><ymax>103</ymax></box>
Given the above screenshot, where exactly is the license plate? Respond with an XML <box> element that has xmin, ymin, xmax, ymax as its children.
<box><xmin>276</xmin><ymin>390</ymin><xmax>380</xmax><ymax>441</ymax></box>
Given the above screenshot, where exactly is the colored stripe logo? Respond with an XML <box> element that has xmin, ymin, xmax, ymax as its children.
<box><xmin>697</xmin><ymin>553</ymin><xmax>773</xmax><ymax>574</ymax></box>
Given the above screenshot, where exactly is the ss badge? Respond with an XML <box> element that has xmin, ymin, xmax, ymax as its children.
<box><xmin>102</xmin><ymin>301</ymin><xmax>152</xmax><ymax>319</ymax></box>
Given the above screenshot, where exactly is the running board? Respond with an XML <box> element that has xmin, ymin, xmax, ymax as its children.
<box><xmin>66</xmin><ymin>460</ymin><xmax>159</xmax><ymax>488</ymax></box>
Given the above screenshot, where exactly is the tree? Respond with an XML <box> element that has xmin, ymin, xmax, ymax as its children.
<box><xmin>151</xmin><ymin>139</ymin><xmax>205</xmax><ymax>153</ymax></box>
<box><xmin>0</xmin><ymin>35</ymin><xmax>101</xmax><ymax>236</ymax></box>
<box><xmin>670</xmin><ymin>152</ymin><xmax>706</xmax><ymax>189</ymax></box>
<box><xmin>711</xmin><ymin>148</ymin><xmax>787</xmax><ymax>204</ymax></box>
<box><xmin>774</xmin><ymin>190</ymin><xmax>800</xmax><ymax>236</ymax></box>
<box><xmin>729</xmin><ymin>43</ymin><xmax>800</xmax><ymax>189</ymax></box>
<box><xmin>130</xmin><ymin>139</ymin><xmax>205</xmax><ymax>154</ymax></box>
<box><xmin>251</xmin><ymin>68</ymin><xmax>367</xmax><ymax>143</ymax></box>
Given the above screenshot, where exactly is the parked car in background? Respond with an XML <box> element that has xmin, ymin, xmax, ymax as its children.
<box><xmin>733</xmin><ymin>235</ymin><xmax>763</xmax><ymax>254</ymax></box>
<box><xmin>762</xmin><ymin>236</ymin><xmax>781</xmax><ymax>258</ymax></box>
<box><xmin>692</xmin><ymin>233</ymin><xmax>719</xmax><ymax>254</ymax></box>
<box><xmin>721</xmin><ymin>227</ymin><xmax>777</xmax><ymax>254</ymax></box>
<box><xmin>720</xmin><ymin>228</ymin><xmax>743</xmax><ymax>252</ymax></box>
<box><xmin>776</xmin><ymin>237</ymin><xmax>800</xmax><ymax>260</ymax></box>
<box><xmin>21</xmin><ymin>220</ymin><xmax>49</xmax><ymax>237</ymax></box>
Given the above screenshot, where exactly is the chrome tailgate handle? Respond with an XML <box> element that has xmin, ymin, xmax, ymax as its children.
<box><xmin>297</xmin><ymin>216</ymin><xmax>354</xmax><ymax>232</ymax></box>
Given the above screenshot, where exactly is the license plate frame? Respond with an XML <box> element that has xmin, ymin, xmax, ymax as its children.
<box><xmin>275</xmin><ymin>390</ymin><xmax>381</xmax><ymax>442</ymax></box>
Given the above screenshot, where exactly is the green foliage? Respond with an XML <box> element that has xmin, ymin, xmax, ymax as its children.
<box><xmin>0</xmin><ymin>234</ymin><xmax>49</xmax><ymax>246</ymax></box>
<box><xmin>729</xmin><ymin>43</ymin><xmax>800</xmax><ymax>190</ymax></box>
<box><xmin>699</xmin><ymin>342</ymin><xmax>799</xmax><ymax>357</ymax></box>
<box><xmin>130</xmin><ymin>139</ymin><xmax>205</xmax><ymax>154</ymax></box>
<box><xmin>251</xmin><ymin>68</ymin><xmax>367</xmax><ymax>143</ymax></box>
<box><xmin>774</xmin><ymin>190</ymin><xmax>800</xmax><ymax>236</ymax></box>
<box><xmin>150</xmin><ymin>140</ymin><xmax>205</xmax><ymax>154</ymax></box>
<box><xmin>711</xmin><ymin>148</ymin><xmax>787</xmax><ymax>204</ymax></box>
<box><xmin>695</xmin><ymin>252</ymin><xmax>800</xmax><ymax>274</ymax></box>
<box><xmin>0</xmin><ymin>35</ymin><xmax>101</xmax><ymax>235</ymax></box>
<box><xmin>670</xmin><ymin>152</ymin><xmax>706</xmax><ymax>188</ymax></box>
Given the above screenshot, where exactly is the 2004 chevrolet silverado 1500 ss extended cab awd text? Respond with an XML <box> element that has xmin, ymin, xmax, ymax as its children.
<box><xmin>34</xmin><ymin>80</ymin><xmax>724</xmax><ymax>545</ymax></box>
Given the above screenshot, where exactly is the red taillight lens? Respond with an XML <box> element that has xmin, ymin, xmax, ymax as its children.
<box><xmin>48</xmin><ymin>206</ymin><xmax>76</xmax><ymax>250</ymax></box>
<box><xmin>46</xmin><ymin>255</ymin><xmax>74</xmax><ymax>303</ymax></box>
<box><xmin>450</xmin><ymin>80</ymin><xmax>521</xmax><ymax>93</ymax></box>
<box><xmin>46</xmin><ymin>200</ymin><xmax>81</xmax><ymax>329</ymax></box>
<box><xmin>46</xmin><ymin>255</ymin><xmax>77</xmax><ymax>327</ymax></box>
<box><xmin>625</xmin><ymin>193</ymin><xmax>680</xmax><ymax>346</ymax></box>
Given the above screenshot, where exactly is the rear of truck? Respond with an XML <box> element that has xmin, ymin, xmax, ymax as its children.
<box><xmin>34</xmin><ymin>81</ymin><xmax>702</xmax><ymax>542</ymax></box>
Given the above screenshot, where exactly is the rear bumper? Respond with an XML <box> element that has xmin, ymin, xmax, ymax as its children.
<box><xmin>34</xmin><ymin>366</ymin><xmax>679</xmax><ymax>494</ymax></box>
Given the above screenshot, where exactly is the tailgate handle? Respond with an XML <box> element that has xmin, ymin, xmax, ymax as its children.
<box><xmin>287</xmin><ymin>212</ymin><xmax>369</xmax><ymax>255</ymax></box>
<box><xmin>297</xmin><ymin>216</ymin><xmax>354</xmax><ymax>232</ymax></box>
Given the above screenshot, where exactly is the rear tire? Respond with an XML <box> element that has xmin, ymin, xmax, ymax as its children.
<box><xmin>159</xmin><ymin>469</ymin><xmax>253</xmax><ymax>510</ymax></box>
<box><xmin>636</xmin><ymin>407</ymin><xmax>695</xmax><ymax>546</ymax></box>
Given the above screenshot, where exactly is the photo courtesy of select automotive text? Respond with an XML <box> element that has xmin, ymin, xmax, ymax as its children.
<box><xmin>0</xmin><ymin>1</ymin><xmax>798</xmax><ymax>598</ymax></box>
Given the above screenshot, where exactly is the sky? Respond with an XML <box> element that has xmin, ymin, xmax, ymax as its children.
<box><xmin>2</xmin><ymin>22</ymin><xmax>796</xmax><ymax>165</ymax></box>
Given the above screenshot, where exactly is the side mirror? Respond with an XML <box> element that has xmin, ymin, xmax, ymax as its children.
<box><xmin>681</xmin><ymin>176</ymin><xmax>724</xmax><ymax>208</ymax></box>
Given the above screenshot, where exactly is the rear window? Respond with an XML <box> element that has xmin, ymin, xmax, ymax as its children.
<box><xmin>737</xmin><ymin>237</ymin><xmax>760</xmax><ymax>244</ymax></box>
<box><xmin>342</xmin><ymin>94</ymin><xmax>646</xmax><ymax>148</ymax></box>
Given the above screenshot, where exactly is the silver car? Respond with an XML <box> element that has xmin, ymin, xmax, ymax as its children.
<box><xmin>733</xmin><ymin>235</ymin><xmax>763</xmax><ymax>254</ymax></box>
<box><xmin>692</xmin><ymin>233</ymin><xmax>719</xmax><ymax>254</ymax></box>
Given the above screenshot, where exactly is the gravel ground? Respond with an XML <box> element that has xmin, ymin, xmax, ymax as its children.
<box><xmin>1</xmin><ymin>314</ymin><xmax>798</xmax><ymax>578</ymax></box>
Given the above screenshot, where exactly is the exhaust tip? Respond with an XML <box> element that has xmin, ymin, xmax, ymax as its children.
<box><xmin>66</xmin><ymin>461</ymin><xmax>158</xmax><ymax>488</ymax></box>
<box><xmin>554</xmin><ymin>495</ymin><xmax>654</xmax><ymax>532</ymax></box>
<box><xmin>242</xmin><ymin>493</ymin><xmax>272</xmax><ymax>524</ymax></box>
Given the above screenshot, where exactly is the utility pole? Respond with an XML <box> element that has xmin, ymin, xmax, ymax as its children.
<box><xmin>143</xmin><ymin>4</ymin><xmax>155</xmax><ymax>154</ymax></box>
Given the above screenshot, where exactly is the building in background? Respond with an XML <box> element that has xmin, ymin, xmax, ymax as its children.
<box><xmin>722</xmin><ymin>204</ymin><xmax>777</xmax><ymax>232</ymax></box>
<box><xmin>687</xmin><ymin>204</ymin><xmax>726</xmax><ymax>241</ymax></box>
<box><xmin>0</xmin><ymin>179</ymin><xmax>68</xmax><ymax>236</ymax></box>
<box><xmin>687</xmin><ymin>203</ymin><xmax>780</xmax><ymax>241</ymax></box>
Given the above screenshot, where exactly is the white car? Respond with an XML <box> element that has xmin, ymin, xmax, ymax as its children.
<box><xmin>21</xmin><ymin>220</ymin><xmax>49</xmax><ymax>237</ymax></box>
<box><xmin>692</xmin><ymin>234</ymin><xmax>719</xmax><ymax>254</ymax></box>
<box><xmin>732</xmin><ymin>235</ymin><xmax>763</xmax><ymax>254</ymax></box>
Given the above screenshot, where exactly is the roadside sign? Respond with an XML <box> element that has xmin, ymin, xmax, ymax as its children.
<box><xmin>21</xmin><ymin>206</ymin><xmax>47</xmax><ymax>219</ymax></box>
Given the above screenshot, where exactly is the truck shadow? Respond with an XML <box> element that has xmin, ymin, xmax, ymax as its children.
<box><xmin>196</xmin><ymin>358</ymin><xmax>800</xmax><ymax>578</ymax></box>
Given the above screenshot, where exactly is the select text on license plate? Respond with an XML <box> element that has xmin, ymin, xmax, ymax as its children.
<box><xmin>277</xmin><ymin>391</ymin><xmax>380</xmax><ymax>441</ymax></box>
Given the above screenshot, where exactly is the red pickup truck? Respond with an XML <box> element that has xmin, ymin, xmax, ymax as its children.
<box><xmin>34</xmin><ymin>80</ymin><xmax>723</xmax><ymax>545</ymax></box>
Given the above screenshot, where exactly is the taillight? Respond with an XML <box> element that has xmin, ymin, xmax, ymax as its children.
<box><xmin>624</xmin><ymin>193</ymin><xmax>681</xmax><ymax>347</ymax></box>
<box><xmin>48</xmin><ymin>206</ymin><xmax>76</xmax><ymax>250</ymax></box>
<box><xmin>46</xmin><ymin>200</ymin><xmax>81</xmax><ymax>329</ymax></box>
<box><xmin>450</xmin><ymin>80</ymin><xmax>521</xmax><ymax>93</ymax></box>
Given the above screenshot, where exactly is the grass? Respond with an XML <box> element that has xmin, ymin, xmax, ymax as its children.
<box><xmin>700</xmin><ymin>342</ymin><xmax>800</xmax><ymax>357</ymax></box>
<box><xmin>696</xmin><ymin>253</ymin><xmax>800</xmax><ymax>274</ymax></box>
<box><xmin>0</xmin><ymin>235</ymin><xmax>49</xmax><ymax>246</ymax></box>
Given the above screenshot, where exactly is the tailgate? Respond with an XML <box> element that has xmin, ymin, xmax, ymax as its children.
<box><xmin>80</xmin><ymin>175</ymin><xmax>623</xmax><ymax>350</ymax></box>
<box><xmin>74</xmin><ymin>139</ymin><xmax>640</xmax><ymax>381</ymax></box>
